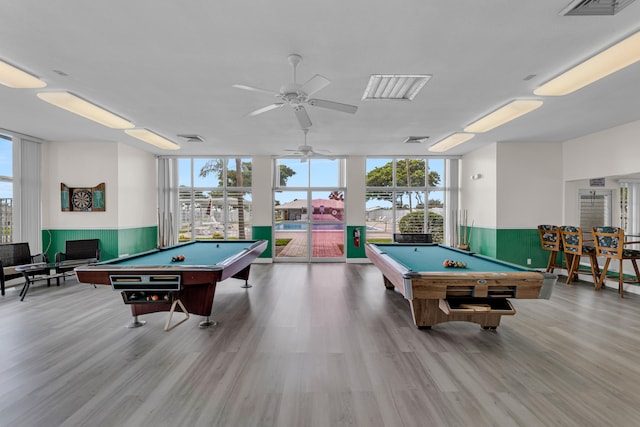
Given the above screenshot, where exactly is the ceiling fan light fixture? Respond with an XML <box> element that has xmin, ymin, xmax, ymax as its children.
<box><xmin>234</xmin><ymin>54</ymin><xmax>357</xmax><ymax>129</ymax></box>
<box><xmin>428</xmin><ymin>133</ymin><xmax>474</xmax><ymax>152</ymax></box>
<box><xmin>534</xmin><ymin>30</ymin><xmax>640</xmax><ymax>96</ymax></box>
<box><xmin>125</xmin><ymin>128</ymin><xmax>180</xmax><ymax>150</ymax></box>
<box><xmin>37</xmin><ymin>91</ymin><xmax>134</xmax><ymax>129</ymax></box>
<box><xmin>362</xmin><ymin>74</ymin><xmax>431</xmax><ymax>101</ymax></box>
<box><xmin>0</xmin><ymin>60</ymin><xmax>47</xmax><ymax>88</ymax></box>
<box><xmin>464</xmin><ymin>100</ymin><xmax>543</xmax><ymax>133</ymax></box>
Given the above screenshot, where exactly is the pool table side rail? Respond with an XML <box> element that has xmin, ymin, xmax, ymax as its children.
<box><xmin>74</xmin><ymin>240</ymin><xmax>268</xmax><ymax>288</ymax></box>
<box><xmin>406</xmin><ymin>271</ymin><xmax>545</xmax><ymax>300</ymax></box>
<box><xmin>364</xmin><ymin>243</ymin><xmax>413</xmax><ymax>298</ymax></box>
<box><xmin>365</xmin><ymin>243</ymin><xmax>557</xmax><ymax>300</ymax></box>
<box><xmin>217</xmin><ymin>240</ymin><xmax>268</xmax><ymax>282</ymax></box>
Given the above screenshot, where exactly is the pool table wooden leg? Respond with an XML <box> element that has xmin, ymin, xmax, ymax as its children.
<box><xmin>232</xmin><ymin>265</ymin><xmax>252</xmax><ymax>288</ymax></box>
<box><xmin>409</xmin><ymin>299</ymin><xmax>444</xmax><ymax>327</ymax></box>
<box><xmin>382</xmin><ymin>275</ymin><xmax>395</xmax><ymax>290</ymax></box>
<box><xmin>409</xmin><ymin>298</ymin><xmax>505</xmax><ymax>329</ymax></box>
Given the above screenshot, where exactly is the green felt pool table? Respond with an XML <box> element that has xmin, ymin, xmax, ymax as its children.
<box><xmin>75</xmin><ymin>240</ymin><xmax>267</xmax><ymax>330</ymax></box>
<box><xmin>365</xmin><ymin>243</ymin><xmax>557</xmax><ymax>329</ymax></box>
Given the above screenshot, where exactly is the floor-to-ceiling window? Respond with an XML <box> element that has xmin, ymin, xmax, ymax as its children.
<box><xmin>0</xmin><ymin>134</ymin><xmax>13</xmax><ymax>243</ymax></box>
<box><xmin>273</xmin><ymin>157</ymin><xmax>346</xmax><ymax>261</ymax></box>
<box><xmin>365</xmin><ymin>157</ymin><xmax>446</xmax><ymax>243</ymax></box>
<box><xmin>177</xmin><ymin>157</ymin><xmax>252</xmax><ymax>240</ymax></box>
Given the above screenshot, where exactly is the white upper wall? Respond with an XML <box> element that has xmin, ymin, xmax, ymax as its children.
<box><xmin>461</xmin><ymin>141</ymin><xmax>563</xmax><ymax>229</ymax></box>
<box><xmin>346</xmin><ymin>156</ymin><xmax>365</xmax><ymax>226</ymax></box>
<box><xmin>43</xmin><ymin>141</ymin><xmax>119</xmax><ymax>229</ymax></box>
<box><xmin>116</xmin><ymin>143</ymin><xmax>157</xmax><ymax>228</ymax></box>
<box><xmin>42</xmin><ymin>141</ymin><xmax>156</xmax><ymax>229</ymax></box>
<box><xmin>251</xmin><ymin>156</ymin><xmax>273</xmax><ymax>225</ymax></box>
<box><xmin>497</xmin><ymin>142</ymin><xmax>563</xmax><ymax>228</ymax></box>
<box><xmin>563</xmin><ymin>120</ymin><xmax>640</xmax><ymax>182</ymax></box>
<box><xmin>460</xmin><ymin>143</ymin><xmax>498</xmax><ymax>228</ymax></box>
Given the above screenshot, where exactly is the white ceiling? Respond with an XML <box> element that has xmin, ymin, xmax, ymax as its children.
<box><xmin>1</xmin><ymin>1</ymin><xmax>640</xmax><ymax>157</ymax></box>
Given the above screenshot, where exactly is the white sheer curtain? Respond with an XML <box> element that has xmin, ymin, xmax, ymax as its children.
<box><xmin>157</xmin><ymin>157</ymin><xmax>179</xmax><ymax>247</ymax></box>
<box><xmin>620</xmin><ymin>179</ymin><xmax>640</xmax><ymax>237</ymax></box>
<box><xmin>13</xmin><ymin>136</ymin><xmax>42</xmax><ymax>252</ymax></box>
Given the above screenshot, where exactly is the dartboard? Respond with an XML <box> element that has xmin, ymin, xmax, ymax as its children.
<box><xmin>71</xmin><ymin>189</ymin><xmax>93</xmax><ymax>211</ymax></box>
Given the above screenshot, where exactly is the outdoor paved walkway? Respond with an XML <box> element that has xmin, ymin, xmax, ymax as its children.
<box><xmin>277</xmin><ymin>231</ymin><xmax>344</xmax><ymax>258</ymax></box>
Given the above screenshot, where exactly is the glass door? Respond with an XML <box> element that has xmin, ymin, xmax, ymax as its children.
<box><xmin>310</xmin><ymin>190</ymin><xmax>345</xmax><ymax>260</ymax></box>
<box><xmin>273</xmin><ymin>157</ymin><xmax>346</xmax><ymax>261</ymax></box>
<box><xmin>274</xmin><ymin>190</ymin><xmax>309</xmax><ymax>260</ymax></box>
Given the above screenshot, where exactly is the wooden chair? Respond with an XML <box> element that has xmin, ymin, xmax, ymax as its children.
<box><xmin>559</xmin><ymin>226</ymin><xmax>600</xmax><ymax>286</ymax></box>
<box><xmin>592</xmin><ymin>226</ymin><xmax>640</xmax><ymax>298</ymax></box>
<box><xmin>537</xmin><ymin>225</ymin><xmax>563</xmax><ymax>273</ymax></box>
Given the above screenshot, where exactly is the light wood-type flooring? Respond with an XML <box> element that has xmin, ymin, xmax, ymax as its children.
<box><xmin>1</xmin><ymin>263</ymin><xmax>640</xmax><ymax>427</ymax></box>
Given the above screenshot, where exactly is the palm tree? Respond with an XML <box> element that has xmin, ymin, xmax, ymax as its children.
<box><xmin>199</xmin><ymin>159</ymin><xmax>246</xmax><ymax>239</ymax></box>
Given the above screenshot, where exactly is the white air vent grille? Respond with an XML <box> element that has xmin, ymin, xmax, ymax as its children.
<box><xmin>560</xmin><ymin>0</ymin><xmax>636</xmax><ymax>16</ymax></box>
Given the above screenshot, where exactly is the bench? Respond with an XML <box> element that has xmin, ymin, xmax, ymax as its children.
<box><xmin>55</xmin><ymin>239</ymin><xmax>100</xmax><ymax>280</ymax></box>
<box><xmin>0</xmin><ymin>242</ymin><xmax>49</xmax><ymax>296</ymax></box>
<box><xmin>393</xmin><ymin>233</ymin><xmax>433</xmax><ymax>244</ymax></box>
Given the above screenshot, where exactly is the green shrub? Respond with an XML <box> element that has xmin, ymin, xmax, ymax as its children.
<box><xmin>398</xmin><ymin>210</ymin><xmax>444</xmax><ymax>242</ymax></box>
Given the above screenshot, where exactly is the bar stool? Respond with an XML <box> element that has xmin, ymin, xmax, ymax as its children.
<box><xmin>537</xmin><ymin>225</ymin><xmax>563</xmax><ymax>273</ymax></box>
<box><xmin>559</xmin><ymin>226</ymin><xmax>600</xmax><ymax>286</ymax></box>
<box><xmin>592</xmin><ymin>226</ymin><xmax>640</xmax><ymax>298</ymax></box>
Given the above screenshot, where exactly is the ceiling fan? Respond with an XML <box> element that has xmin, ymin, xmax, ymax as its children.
<box><xmin>283</xmin><ymin>129</ymin><xmax>334</xmax><ymax>162</ymax></box>
<box><xmin>233</xmin><ymin>54</ymin><xmax>358</xmax><ymax>129</ymax></box>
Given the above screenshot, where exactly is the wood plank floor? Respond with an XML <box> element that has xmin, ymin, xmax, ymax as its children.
<box><xmin>2</xmin><ymin>264</ymin><xmax>640</xmax><ymax>427</ymax></box>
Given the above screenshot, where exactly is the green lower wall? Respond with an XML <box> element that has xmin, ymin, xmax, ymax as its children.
<box><xmin>42</xmin><ymin>227</ymin><xmax>158</xmax><ymax>262</ymax></box>
<box><xmin>466</xmin><ymin>226</ymin><xmax>553</xmax><ymax>268</ymax></box>
<box><xmin>42</xmin><ymin>225</ymin><xmax>550</xmax><ymax>266</ymax></box>
<box><xmin>251</xmin><ymin>226</ymin><xmax>273</xmax><ymax>258</ymax></box>
<box><xmin>347</xmin><ymin>225</ymin><xmax>366</xmax><ymax>258</ymax></box>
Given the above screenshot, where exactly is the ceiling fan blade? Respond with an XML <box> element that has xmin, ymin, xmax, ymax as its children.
<box><xmin>300</xmin><ymin>74</ymin><xmax>331</xmax><ymax>96</ymax></box>
<box><xmin>308</xmin><ymin>98</ymin><xmax>358</xmax><ymax>114</ymax></box>
<box><xmin>294</xmin><ymin>106</ymin><xmax>312</xmax><ymax>129</ymax></box>
<box><xmin>247</xmin><ymin>103</ymin><xmax>284</xmax><ymax>117</ymax></box>
<box><xmin>232</xmin><ymin>84</ymin><xmax>279</xmax><ymax>97</ymax></box>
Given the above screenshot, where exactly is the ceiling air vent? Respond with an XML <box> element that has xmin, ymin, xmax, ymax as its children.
<box><xmin>403</xmin><ymin>136</ymin><xmax>429</xmax><ymax>144</ymax></box>
<box><xmin>560</xmin><ymin>0</ymin><xmax>636</xmax><ymax>16</ymax></box>
<box><xmin>362</xmin><ymin>75</ymin><xmax>431</xmax><ymax>101</ymax></box>
<box><xmin>177</xmin><ymin>134</ymin><xmax>205</xmax><ymax>143</ymax></box>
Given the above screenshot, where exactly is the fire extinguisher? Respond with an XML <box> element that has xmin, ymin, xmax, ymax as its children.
<box><xmin>353</xmin><ymin>228</ymin><xmax>360</xmax><ymax>248</ymax></box>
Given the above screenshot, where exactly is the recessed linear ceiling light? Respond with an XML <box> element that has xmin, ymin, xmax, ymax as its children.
<box><xmin>534</xmin><ymin>30</ymin><xmax>640</xmax><ymax>96</ymax></box>
<box><xmin>428</xmin><ymin>133</ymin><xmax>475</xmax><ymax>153</ymax></box>
<box><xmin>0</xmin><ymin>60</ymin><xmax>46</xmax><ymax>88</ymax></box>
<box><xmin>464</xmin><ymin>100</ymin><xmax>543</xmax><ymax>133</ymax></box>
<box><xmin>362</xmin><ymin>74</ymin><xmax>431</xmax><ymax>101</ymax></box>
<box><xmin>125</xmin><ymin>128</ymin><xmax>180</xmax><ymax>150</ymax></box>
<box><xmin>37</xmin><ymin>91</ymin><xmax>134</xmax><ymax>129</ymax></box>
